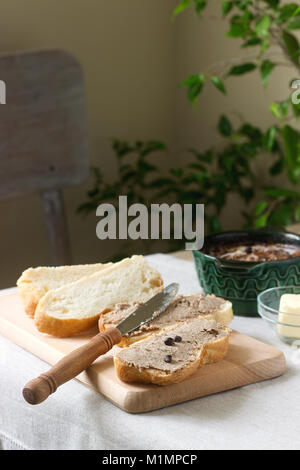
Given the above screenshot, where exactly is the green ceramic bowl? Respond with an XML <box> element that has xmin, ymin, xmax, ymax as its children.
<box><xmin>193</xmin><ymin>229</ymin><xmax>300</xmax><ymax>317</ymax></box>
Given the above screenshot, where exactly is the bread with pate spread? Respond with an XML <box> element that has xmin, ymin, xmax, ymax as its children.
<box><xmin>100</xmin><ymin>293</ymin><xmax>233</xmax><ymax>347</ymax></box>
<box><xmin>114</xmin><ymin>319</ymin><xmax>230</xmax><ymax>385</ymax></box>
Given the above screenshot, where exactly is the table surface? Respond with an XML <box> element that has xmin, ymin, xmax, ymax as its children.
<box><xmin>1</xmin><ymin>252</ymin><xmax>300</xmax><ymax>450</ymax></box>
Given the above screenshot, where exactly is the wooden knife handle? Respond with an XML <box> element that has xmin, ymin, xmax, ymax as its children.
<box><xmin>22</xmin><ymin>327</ymin><xmax>122</xmax><ymax>405</ymax></box>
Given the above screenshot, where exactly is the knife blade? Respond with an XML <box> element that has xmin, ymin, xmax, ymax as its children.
<box><xmin>117</xmin><ymin>282</ymin><xmax>179</xmax><ymax>336</ymax></box>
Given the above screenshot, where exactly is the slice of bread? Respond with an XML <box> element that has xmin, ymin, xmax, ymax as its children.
<box><xmin>17</xmin><ymin>263</ymin><xmax>113</xmax><ymax>318</ymax></box>
<box><xmin>34</xmin><ymin>255</ymin><xmax>163</xmax><ymax>337</ymax></box>
<box><xmin>114</xmin><ymin>319</ymin><xmax>230</xmax><ymax>386</ymax></box>
<box><xmin>100</xmin><ymin>293</ymin><xmax>233</xmax><ymax>347</ymax></box>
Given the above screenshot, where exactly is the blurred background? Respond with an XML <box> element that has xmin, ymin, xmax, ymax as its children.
<box><xmin>0</xmin><ymin>0</ymin><xmax>299</xmax><ymax>287</ymax></box>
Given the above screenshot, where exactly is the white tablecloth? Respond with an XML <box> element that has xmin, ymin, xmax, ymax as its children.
<box><xmin>0</xmin><ymin>253</ymin><xmax>300</xmax><ymax>450</ymax></box>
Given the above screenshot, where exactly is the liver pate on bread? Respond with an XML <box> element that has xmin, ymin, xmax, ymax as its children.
<box><xmin>17</xmin><ymin>262</ymin><xmax>113</xmax><ymax>318</ymax></box>
<box><xmin>100</xmin><ymin>293</ymin><xmax>233</xmax><ymax>347</ymax></box>
<box><xmin>34</xmin><ymin>255</ymin><xmax>163</xmax><ymax>337</ymax></box>
<box><xmin>114</xmin><ymin>319</ymin><xmax>230</xmax><ymax>385</ymax></box>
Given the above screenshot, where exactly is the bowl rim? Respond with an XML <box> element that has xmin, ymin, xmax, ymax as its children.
<box><xmin>258</xmin><ymin>308</ymin><xmax>300</xmax><ymax>328</ymax></box>
<box><xmin>258</xmin><ymin>285</ymin><xmax>300</xmax><ymax>319</ymax></box>
<box><xmin>195</xmin><ymin>229</ymin><xmax>300</xmax><ymax>267</ymax></box>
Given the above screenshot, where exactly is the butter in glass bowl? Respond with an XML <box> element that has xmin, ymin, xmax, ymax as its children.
<box><xmin>258</xmin><ymin>286</ymin><xmax>300</xmax><ymax>344</ymax></box>
<box><xmin>277</xmin><ymin>294</ymin><xmax>300</xmax><ymax>339</ymax></box>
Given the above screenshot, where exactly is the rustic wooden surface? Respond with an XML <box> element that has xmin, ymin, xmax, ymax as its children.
<box><xmin>0</xmin><ymin>49</ymin><xmax>89</xmax><ymax>264</ymax></box>
<box><xmin>41</xmin><ymin>189</ymin><xmax>71</xmax><ymax>265</ymax></box>
<box><xmin>0</xmin><ymin>291</ymin><xmax>286</xmax><ymax>413</ymax></box>
<box><xmin>0</xmin><ymin>49</ymin><xmax>89</xmax><ymax>199</ymax></box>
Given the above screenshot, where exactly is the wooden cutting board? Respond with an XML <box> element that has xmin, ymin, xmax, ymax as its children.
<box><xmin>0</xmin><ymin>290</ymin><xmax>286</xmax><ymax>413</ymax></box>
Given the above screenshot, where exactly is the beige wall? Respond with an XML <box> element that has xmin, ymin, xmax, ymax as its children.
<box><xmin>0</xmin><ymin>0</ymin><xmax>177</xmax><ymax>287</ymax></box>
<box><xmin>0</xmin><ymin>0</ymin><xmax>295</xmax><ymax>287</ymax></box>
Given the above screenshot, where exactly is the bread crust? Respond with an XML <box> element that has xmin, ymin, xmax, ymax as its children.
<box><xmin>16</xmin><ymin>263</ymin><xmax>115</xmax><ymax>319</ymax></box>
<box><xmin>17</xmin><ymin>278</ymin><xmax>45</xmax><ymax>318</ymax></box>
<box><xmin>34</xmin><ymin>311</ymin><xmax>100</xmax><ymax>337</ymax></box>
<box><xmin>17</xmin><ymin>281</ymin><xmax>40</xmax><ymax>317</ymax></box>
<box><xmin>33</xmin><ymin>257</ymin><xmax>163</xmax><ymax>337</ymax></box>
<box><xmin>114</xmin><ymin>329</ymin><xmax>230</xmax><ymax>386</ymax></box>
<box><xmin>202</xmin><ymin>333</ymin><xmax>229</xmax><ymax>364</ymax></box>
<box><xmin>114</xmin><ymin>348</ymin><xmax>205</xmax><ymax>386</ymax></box>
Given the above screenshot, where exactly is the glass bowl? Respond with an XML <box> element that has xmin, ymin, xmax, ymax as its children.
<box><xmin>258</xmin><ymin>286</ymin><xmax>300</xmax><ymax>344</ymax></box>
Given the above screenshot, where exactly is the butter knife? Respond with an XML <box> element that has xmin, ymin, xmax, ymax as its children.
<box><xmin>23</xmin><ymin>282</ymin><xmax>179</xmax><ymax>405</ymax></box>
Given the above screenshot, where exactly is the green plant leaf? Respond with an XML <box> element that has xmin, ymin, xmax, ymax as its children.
<box><xmin>238</xmin><ymin>123</ymin><xmax>263</xmax><ymax>142</ymax></box>
<box><xmin>218</xmin><ymin>115</ymin><xmax>233</xmax><ymax>137</ymax></box>
<box><xmin>119</xmin><ymin>163</ymin><xmax>132</xmax><ymax>173</ymax></box>
<box><xmin>228</xmin><ymin>62</ymin><xmax>257</xmax><ymax>75</ymax></box>
<box><xmin>270</xmin><ymin>102</ymin><xmax>282</xmax><ymax>119</ymax></box>
<box><xmin>120</xmin><ymin>170</ymin><xmax>136</xmax><ymax>183</ymax></box>
<box><xmin>209</xmin><ymin>215</ymin><xmax>222</xmax><ymax>233</ymax></box>
<box><xmin>180</xmin><ymin>74</ymin><xmax>205</xmax><ymax>103</ymax></box>
<box><xmin>269</xmin><ymin>100</ymin><xmax>290</xmax><ymax>120</ymax></box>
<box><xmin>289</xmin><ymin>167</ymin><xmax>300</xmax><ymax>183</ymax></box>
<box><xmin>137</xmin><ymin>160</ymin><xmax>157</xmax><ymax>173</ymax></box>
<box><xmin>255</xmin><ymin>15</ymin><xmax>271</xmax><ymax>37</ymax></box>
<box><xmin>227</xmin><ymin>15</ymin><xmax>249</xmax><ymax>37</ymax></box>
<box><xmin>193</xmin><ymin>0</ymin><xmax>206</xmax><ymax>16</ymax></box>
<box><xmin>237</xmin><ymin>0</ymin><xmax>253</xmax><ymax>10</ymax></box>
<box><xmin>148</xmin><ymin>177</ymin><xmax>175</xmax><ymax>188</ymax></box>
<box><xmin>263</xmin><ymin>126</ymin><xmax>277</xmax><ymax>151</ymax></box>
<box><xmin>211</xmin><ymin>76</ymin><xmax>227</xmax><ymax>94</ymax></box>
<box><xmin>282</xmin><ymin>124</ymin><xmax>300</xmax><ymax>169</ymax></box>
<box><xmin>170</xmin><ymin>168</ymin><xmax>184</xmax><ymax>178</ymax></box>
<box><xmin>172</xmin><ymin>0</ymin><xmax>191</xmax><ymax>18</ymax></box>
<box><xmin>263</xmin><ymin>0</ymin><xmax>279</xmax><ymax>9</ymax></box>
<box><xmin>282</xmin><ymin>31</ymin><xmax>300</xmax><ymax>65</ymax></box>
<box><xmin>255</xmin><ymin>200</ymin><xmax>268</xmax><ymax>216</ymax></box>
<box><xmin>294</xmin><ymin>7</ymin><xmax>300</xmax><ymax>17</ymax></box>
<box><xmin>188</xmin><ymin>162</ymin><xmax>207</xmax><ymax>172</ymax></box>
<box><xmin>260</xmin><ymin>59</ymin><xmax>276</xmax><ymax>87</ymax></box>
<box><xmin>295</xmin><ymin>203</ymin><xmax>300</xmax><ymax>222</ymax></box>
<box><xmin>279</xmin><ymin>99</ymin><xmax>290</xmax><ymax>117</ymax></box>
<box><xmin>269</xmin><ymin>204</ymin><xmax>293</xmax><ymax>226</ymax></box>
<box><xmin>221</xmin><ymin>1</ymin><xmax>233</xmax><ymax>16</ymax></box>
<box><xmin>292</xmin><ymin>101</ymin><xmax>300</xmax><ymax>118</ymax></box>
<box><xmin>140</xmin><ymin>140</ymin><xmax>167</xmax><ymax>156</ymax></box>
<box><xmin>112</xmin><ymin>139</ymin><xmax>133</xmax><ymax>158</ymax></box>
<box><xmin>242</xmin><ymin>37</ymin><xmax>262</xmax><ymax>48</ymax></box>
<box><xmin>188</xmin><ymin>148</ymin><xmax>213</xmax><ymax>163</ymax></box>
<box><xmin>287</xmin><ymin>18</ymin><xmax>300</xmax><ymax>30</ymax></box>
<box><xmin>270</xmin><ymin>159</ymin><xmax>285</xmax><ymax>175</ymax></box>
<box><xmin>260</xmin><ymin>38</ymin><xmax>270</xmax><ymax>55</ymax></box>
<box><xmin>255</xmin><ymin>214</ymin><xmax>268</xmax><ymax>227</ymax></box>
<box><xmin>265</xmin><ymin>187</ymin><xmax>300</xmax><ymax>199</ymax></box>
<box><xmin>278</xmin><ymin>3</ymin><xmax>299</xmax><ymax>22</ymax></box>
<box><xmin>239</xmin><ymin>186</ymin><xmax>255</xmax><ymax>202</ymax></box>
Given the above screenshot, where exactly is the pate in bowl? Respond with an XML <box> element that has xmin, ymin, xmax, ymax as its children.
<box><xmin>193</xmin><ymin>229</ymin><xmax>300</xmax><ymax>317</ymax></box>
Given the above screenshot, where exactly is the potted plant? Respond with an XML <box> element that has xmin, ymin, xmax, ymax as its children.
<box><xmin>78</xmin><ymin>0</ymin><xmax>300</xmax><ymax>256</ymax></box>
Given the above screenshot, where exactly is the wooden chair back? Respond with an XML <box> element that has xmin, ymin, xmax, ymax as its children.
<box><xmin>0</xmin><ymin>49</ymin><xmax>89</xmax><ymax>265</ymax></box>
